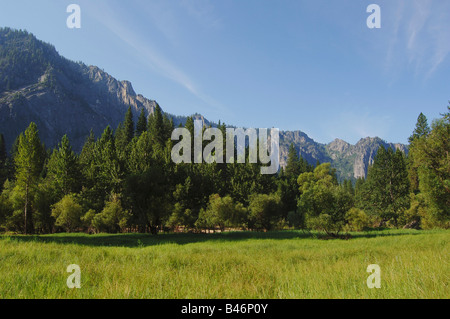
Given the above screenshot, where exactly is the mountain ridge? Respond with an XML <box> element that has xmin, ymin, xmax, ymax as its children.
<box><xmin>0</xmin><ymin>27</ymin><xmax>408</xmax><ymax>181</ymax></box>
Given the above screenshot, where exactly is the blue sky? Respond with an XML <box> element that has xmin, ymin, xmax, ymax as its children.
<box><xmin>1</xmin><ymin>0</ymin><xmax>449</xmax><ymax>144</ymax></box>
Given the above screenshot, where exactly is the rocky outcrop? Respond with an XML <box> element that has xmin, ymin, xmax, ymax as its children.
<box><xmin>351</xmin><ymin>137</ymin><xmax>408</xmax><ymax>179</ymax></box>
<box><xmin>278</xmin><ymin>135</ymin><xmax>408</xmax><ymax>182</ymax></box>
<box><xmin>0</xmin><ymin>28</ymin><xmax>408</xmax><ymax>181</ymax></box>
<box><xmin>0</xmin><ymin>29</ymin><xmax>158</xmax><ymax>151</ymax></box>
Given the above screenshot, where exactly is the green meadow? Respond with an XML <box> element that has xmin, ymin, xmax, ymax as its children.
<box><xmin>0</xmin><ymin>229</ymin><xmax>448</xmax><ymax>299</ymax></box>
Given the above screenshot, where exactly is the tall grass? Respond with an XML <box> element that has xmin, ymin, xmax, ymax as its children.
<box><xmin>0</xmin><ymin>230</ymin><xmax>448</xmax><ymax>298</ymax></box>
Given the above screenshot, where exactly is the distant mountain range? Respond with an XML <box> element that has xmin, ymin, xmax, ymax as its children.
<box><xmin>0</xmin><ymin>28</ymin><xmax>408</xmax><ymax>181</ymax></box>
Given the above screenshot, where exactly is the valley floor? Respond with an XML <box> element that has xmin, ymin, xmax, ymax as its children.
<box><xmin>0</xmin><ymin>229</ymin><xmax>448</xmax><ymax>298</ymax></box>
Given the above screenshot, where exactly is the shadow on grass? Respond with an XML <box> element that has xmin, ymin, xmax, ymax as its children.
<box><xmin>0</xmin><ymin>229</ymin><xmax>425</xmax><ymax>248</ymax></box>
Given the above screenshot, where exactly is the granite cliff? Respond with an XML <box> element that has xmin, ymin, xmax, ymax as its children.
<box><xmin>0</xmin><ymin>28</ymin><xmax>407</xmax><ymax>181</ymax></box>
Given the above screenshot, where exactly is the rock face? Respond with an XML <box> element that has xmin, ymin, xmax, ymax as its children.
<box><xmin>0</xmin><ymin>28</ymin><xmax>158</xmax><ymax>152</ymax></box>
<box><xmin>0</xmin><ymin>28</ymin><xmax>408</xmax><ymax>180</ymax></box>
<box><xmin>278</xmin><ymin>135</ymin><xmax>408</xmax><ymax>181</ymax></box>
<box><xmin>337</xmin><ymin>137</ymin><xmax>408</xmax><ymax>179</ymax></box>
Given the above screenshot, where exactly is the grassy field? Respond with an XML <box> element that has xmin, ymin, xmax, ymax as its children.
<box><xmin>0</xmin><ymin>229</ymin><xmax>448</xmax><ymax>299</ymax></box>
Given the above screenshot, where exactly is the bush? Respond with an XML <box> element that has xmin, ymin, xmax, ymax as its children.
<box><xmin>248</xmin><ymin>193</ymin><xmax>282</xmax><ymax>231</ymax></box>
<box><xmin>91</xmin><ymin>194</ymin><xmax>130</xmax><ymax>233</ymax></box>
<box><xmin>167</xmin><ymin>203</ymin><xmax>197</xmax><ymax>231</ymax></box>
<box><xmin>81</xmin><ymin>209</ymin><xmax>96</xmax><ymax>232</ymax></box>
<box><xmin>195</xmin><ymin>194</ymin><xmax>247</xmax><ymax>232</ymax></box>
<box><xmin>307</xmin><ymin>214</ymin><xmax>345</xmax><ymax>236</ymax></box>
<box><xmin>345</xmin><ymin>208</ymin><xmax>369</xmax><ymax>231</ymax></box>
<box><xmin>51</xmin><ymin>194</ymin><xmax>83</xmax><ymax>232</ymax></box>
<box><xmin>287</xmin><ymin>210</ymin><xmax>304</xmax><ymax>229</ymax></box>
<box><xmin>297</xmin><ymin>164</ymin><xmax>353</xmax><ymax>236</ymax></box>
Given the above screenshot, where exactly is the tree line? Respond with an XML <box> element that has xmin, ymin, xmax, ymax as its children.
<box><xmin>0</xmin><ymin>105</ymin><xmax>448</xmax><ymax>236</ymax></box>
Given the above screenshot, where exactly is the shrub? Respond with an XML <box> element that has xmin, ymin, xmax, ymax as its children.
<box><xmin>195</xmin><ymin>194</ymin><xmax>247</xmax><ymax>232</ymax></box>
<box><xmin>287</xmin><ymin>210</ymin><xmax>304</xmax><ymax>229</ymax></box>
<box><xmin>248</xmin><ymin>193</ymin><xmax>282</xmax><ymax>231</ymax></box>
<box><xmin>91</xmin><ymin>194</ymin><xmax>130</xmax><ymax>233</ymax></box>
<box><xmin>345</xmin><ymin>208</ymin><xmax>369</xmax><ymax>231</ymax></box>
<box><xmin>51</xmin><ymin>194</ymin><xmax>83</xmax><ymax>232</ymax></box>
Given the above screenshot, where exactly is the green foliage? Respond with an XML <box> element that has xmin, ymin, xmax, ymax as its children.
<box><xmin>341</xmin><ymin>179</ymin><xmax>354</xmax><ymax>196</ymax></box>
<box><xmin>248</xmin><ymin>193</ymin><xmax>282</xmax><ymax>231</ymax></box>
<box><xmin>167</xmin><ymin>203</ymin><xmax>195</xmax><ymax>231</ymax></box>
<box><xmin>0</xmin><ymin>133</ymin><xmax>7</xmax><ymax>191</ymax></box>
<box><xmin>286</xmin><ymin>210</ymin><xmax>304</xmax><ymax>228</ymax></box>
<box><xmin>91</xmin><ymin>194</ymin><xmax>130</xmax><ymax>233</ymax></box>
<box><xmin>297</xmin><ymin>163</ymin><xmax>337</xmax><ymax>218</ymax></box>
<box><xmin>51</xmin><ymin>194</ymin><xmax>83</xmax><ymax>232</ymax></box>
<box><xmin>285</xmin><ymin>144</ymin><xmax>302</xmax><ymax>178</ymax></box>
<box><xmin>409</xmin><ymin>109</ymin><xmax>450</xmax><ymax>228</ymax></box>
<box><xmin>0</xmin><ymin>28</ymin><xmax>60</xmax><ymax>92</ymax></box>
<box><xmin>123</xmin><ymin>106</ymin><xmax>135</xmax><ymax>143</ymax></box>
<box><xmin>0</xmin><ymin>181</ymin><xmax>13</xmax><ymax>227</ymax></box>
<box><xmin>408</xmin><ymin>113</ymin><xmax>431</xmax><ymax>193</ymax></box>
<box><xmin>14</xmin><ymin>122</ymin><xmax>45</xmax><ymax>234</ymax></box>
<box><xmin>399</xmin><ymin>193</ymin><xmax>425</xmax><ymax>228</ymax></box>
<box><xmin>0</xmin><ymin>230</ymin><xmax>448</xmax><ymax>298</ymax></box>
<box><xmin>297</xmin><ymin>163</ymin><xmax>353</xmax><ymax>236</ymax></box>
<box><xmin>345</xmin><ymin>208</ymin><xmax>369</xmax><ymax>231</ymax></box>
<box><xmin>148</xmin><ymin>104</ymin><xmax>166</xmax><ymax>148</ymax></box>
<box><xmin>80</xmin><ymin>126</ymin><xmax>123</xmax><ymax>212</ymax></box>
<box><xmin>195</xmin><ymin>194</ymin><xmax>247</xmax><ymax>231</ymax></box>
<box><xmin>277</xmin><ymin>144</ymin><xmax>313</xmax><ymax>219</ymax></box>
<box><xmin>33</xmin><ymin>180</ymin><xmax>57</xmax><ymax>233</ymax></box>
<box><xmin>136</xmin><ymin>108</ymin><xmax>147</xmax><ymax>136</ymax></box>
<box><xmin>81</xmin><ymin>209</ymin><xmax>96</xmax><ymax>232</ymax></box>
<box><xmin>46</xmin><ymin>135</ymin><xmax>80</xmax><ymax>199</ymax></box>
<box><xmin>408</xmin><ymin>112</ymin><xmax>431</xmax><ymax>144</ymax></box>
<box><xmin>360</xmin><ymin>146</ymin><xmax>410</xmax><ymax>226</ymax></box>
<box><xmin>1</xmin><ymin>107</ymin><xmax>447</xmax><ymax>236</ymax></box>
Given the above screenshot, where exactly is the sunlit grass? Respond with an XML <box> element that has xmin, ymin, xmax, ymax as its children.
<box><xmin>0</xmin><ymin>229</ymin><xmax>448</xmax><ymax>298</ymax></box>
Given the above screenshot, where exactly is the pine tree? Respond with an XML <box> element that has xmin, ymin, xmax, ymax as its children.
<box><xmin>185</xmin><ymin>116</ymin><xmax>194</xmax><ymax>136</ymax></box>
<box><xmin>15</xmin><ymin>122</ymin><xmax>44</xmax><ymax>234</ymax></box>
<box><xmin>136</xmin><ymin>108</ymin><xmax>147</xmax><ymax>136</ymax></box>
<box><xmin>408</xmin><ymin>113</ymin><xmax>431</xmax><ymax>193</ymax></box>
<box><xmin>162</xmin><ymin>115</ymin><xmax>174</xmax><ymax>142</ymax></box>
<box><xmin>363</xmin><ymin>146</ymin><xmax>410</xmax><ymax>226</ymax></box>
<box><xmin>408</xmin><ymin>113</ymin><xmax>431</xmax><ymax>144</ymax></box>
<box><xmin>0</xmin><ymin>133</ymin><xmax>7</xmax><ymax>190</ymax></box>
<box><xmin>79</xmin><ymin>129</ymin><xmax>95</xmax><ymax>167</ymax></box>
<box><xmin>342</xmin><ymin>179</ymin><xmax>354</xmax><ymax>196</ymax></box>
<box><xmin>148</xmin><ymin>104</ymin><xmax>164</xmax><ymax>147</ymax></box>
<box><xmin>0</xmin><ymin>134</ymin><xmax>6</xmax><ymax>166</ymax></box>
<box><xmin>285</xmin><ymin>143</ymin><xmax>301</xmax><ymax>178</ymax></box>
<box><xmin>410</xmin><ymin>107</ymin><xmax>449</xmax><ymax>227</ymax></box>
<box><xmin>47</xmin><ymin>135</ymin><xmax>80</xmax><ymax>198</ymax></box>
<box><xmin>98</xmin><ymin>126</ymin><xmax>121</xmax><ymax>193</ymax></box>
<box><xmin>123</xmin><ymin>106</ymin><xmax>134</xmax><ymax>143</ymax></box>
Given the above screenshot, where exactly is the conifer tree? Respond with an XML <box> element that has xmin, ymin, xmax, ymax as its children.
<box><xmin>408</xmin><ymin>113</ymin><xmax>431</xmax><ymax>144</ymax></box>
<box><xmin>136</xmin><ymin>108</ymin><xmax>147</xmax><ymax>136</ymax></box>
<box><xmin>0</xmin><ymin>133</ymin><xmax>7</xmax><ymax>190</ymax></box>
<box><xmin>123</xmin><ymin>106</ymin><xmax>134</xmax><ymax>143</ymax></box>
<box><xmin>285</xmin><ymin>143</ymin><xmax>301</xmax><ymax>178</ymax></box>
<box><xmin>363</xmin><ymin>146</ymin><xmax>410</xmax><ymax>226</ymax></box>
<box><xmin>15</xmin><ymin>122</ymin><xmax>44</xmax><ymax>234</ymax></box>
<box><xmin>409</xmin><ymin>106</ymin><xmax>449</xmax><ymax>227</ymax></box>
<box><xmin>148</xmin><ymin>104</ymin><xmax>164</xmax><ymax>147</ymax></box>
<box><xmin>47</xmin><ymin>135</ymin><xmax>80</xmax><ymax>198</ymax></box>
<box><xmin>408</xmin><ymin>113</ymin><xmax>431</xmax><ymax>193</ymax></box>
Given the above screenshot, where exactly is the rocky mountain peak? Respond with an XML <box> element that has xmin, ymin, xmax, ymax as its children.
<box><xmin>327</xmin><ymin>138</ymin><xmax>351</xmax><ymax>153</ymax></box>
<box><xmin>0</xmin><ymin>28</ymin><xmax>408</xmax><ymax>181</ymax></box>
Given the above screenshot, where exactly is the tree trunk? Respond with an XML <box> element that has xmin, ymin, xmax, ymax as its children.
<box><xmin>24</xmin><ymin>184</ymin><xmax>28</xmax><ymax>235</ymax></box>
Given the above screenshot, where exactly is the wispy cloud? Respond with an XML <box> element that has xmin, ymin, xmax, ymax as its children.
<box><xmin>84</xmin><ymin>1</ymin><xmax>227</xmax><ymax>114</ymax></box>
<box><xmin>384</xmin><ymin>0</ymin><xmax>450</xmax><ymax>80</ymax></box>
<box><xmin>179</xmin><ymin>0</ymin><xmax>222</xmax><ymax>29</ymax></box>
